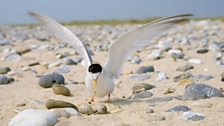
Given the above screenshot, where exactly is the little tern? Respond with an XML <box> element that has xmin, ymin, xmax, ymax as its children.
<box><xmin>29</xmin><ymin>12</ymin><xmax>192</xmax><ymax>103</ymax></box>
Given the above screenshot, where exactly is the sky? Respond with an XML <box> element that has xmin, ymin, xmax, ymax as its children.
<box><xmin>0</xmin><ymin>0</ymin><xmax>223</xmax><ymax>24</ymax></box>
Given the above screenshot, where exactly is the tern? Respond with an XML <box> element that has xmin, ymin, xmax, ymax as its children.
<box><xmin>29</xmin><ymin>12</ymin><xmax>192</xmax><ymax>103</ymax></box>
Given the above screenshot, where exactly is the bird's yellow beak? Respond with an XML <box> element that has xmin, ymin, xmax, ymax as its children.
<box><xmin>93</xmin><ymin>79</ymin><xmax>97</xmax><ymax>92</ymax></box>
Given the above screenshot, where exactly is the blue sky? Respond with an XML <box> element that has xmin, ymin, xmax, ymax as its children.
<box><xmin>0</xmin><ymin>0</ymin><xmax>223</xmax><ymax>24</ymax></box>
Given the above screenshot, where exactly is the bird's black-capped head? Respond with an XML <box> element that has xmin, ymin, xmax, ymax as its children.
<box><xmin>88</xmin><ymin>64</ymin><xmax>102</xmax><ymax>80</ymax></box>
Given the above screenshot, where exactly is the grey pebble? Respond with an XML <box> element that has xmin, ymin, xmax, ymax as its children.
<box><xmin>78</xmin><ymin>103</ymin><xmax>94</xmax><ymax>115</ymax></box>
<box><xmin>72</xmin><ymin>57</ymin><xmax>83</xmax><ymax>63</ymax></box>
<box><xmin>176</xmin><ymin>64</ymin><xmax>194</xmax><ymax>72</ymax></box>
<box><xmin>183</xmin><ymin>83</ymin><xmax>224</xmax><ymax>100</ymax></box>
<box><xmin>0</xmin><ymin>75</ymin><xmax>14</xmax><ymax>84</ymax></box>
<box><xmin>0</xmin><ymin>67</ymin><xmax>11</xmax><ymax>74</ymax></box>
<box><xmin>193</xmin><ymin>74</ymin><xmax>214</xmax><ymax>81</ymax></box>
<box><xmin>132</xmin><ymin>83</ymin><xmax>155</xmax><ymax>94</ymax></box>
<box><xmin>3</xmin><ymin>53</ymin><xmax>22</xmax><ymax>61</ymax></box>
<box><xmin>39</xmin><ymin>73</ymin><xmax>65</xmax><ymax>88</ymax></box>
<box><xmin>173</xmin><ymin>72</ymin><xmax>193</xmax><ymax>82</ymax></box>
<box><xmin>62</xmin><ymin>58</ymin><xmax>77</xmax><ymax>65</ymax></box>
<box><xmin>166</xmin><ymin>105</ymin><xmax>191</xmax><ymax>112</ymax></box>
<box><xmin>129</xmin><ymin>91</ymin><xmax>153</xmax><ymax>99</ymax></box>
<box><xmin>168</xmin><ymin>49</ymin><xmax>184</xmax><ymax>59</ymax></box>
<box><xmin>130</xmin><ymin>56</ymin><xmax>142</xmax><ymax>64</ymax></box>
<box><xmin>182</xmin><ymin>112</ymin><xmax>205</xmax><ymax>121</ymax></box>
<box><xmin>156</xmin><ymin>72</ymin><xmax>168</xmax><ymax>81</ymax></box>
<box><xmin>135</xmin><ymin>66</ymin><xmax>154</xmax><ymax>74</ymax></box>
<box><xmin>0</xmin><ymin>39</ymin><xmax>10</xmax><ymax>46</ymax></box>
<box><xmin>130</xmin><ymin>74</ymin><xmax>151</xmax><ymax>81</ymax></box>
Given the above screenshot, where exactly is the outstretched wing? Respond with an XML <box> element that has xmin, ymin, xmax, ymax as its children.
<box><xmin>29</xmin><ymin>11</ymin><xmax>92</xmax><ymax>68</ymax></box>
<box><xmin>104</xmin><ymin>14</ymin><xmax>193</xmax><ymax>78</ymax></box>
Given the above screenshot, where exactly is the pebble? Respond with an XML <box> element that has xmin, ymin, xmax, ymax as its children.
<box><xmin>9</xmin><ymin>109</ymin><xmax>57</xmax><ymax>126</ymax></box>
<box><xmin>148</xmin><ymin>50</ymin><xmax>163</xmax><ymax>60</ymax></box>
<box><xmin>48</xmin><ymin>61</ymin><xmax>62</xmax><ymax>68</ymax></box>
<box><xmin>52</xmin><ymin>84</ymin><xmax>70</xmax><ymax>96</ymax></box>
<box><xmin>3</xmin><ymin>53</ymin><xmax>22</xmax><ymax>61</ymax></box>
<box><xmin>93</xmin><ymin>104</ymin><xmax>107</xmax><ymax>114</ymax></box>
<box><xmin>72</xmin><ymin>57</ymin><xmax>83</xmax><ymax>63</ymax></box>
<box><xmin>173</xmin><ymin>72</ymin><xmax>193</xmax><ymax>82</ymax></box>
<box><xmin>220</xmin><ymin>72</ymin><xmax>224</xmax><ymax>82</ymax></box>
<box><xmin>55</xmin><ymin>66</ymin><xmax>71</xmax><ymax>73</ymax></box>
<box><xmin>188</xmin><ymin>58</ymin><xmax>202</xmax><ymax>64</ymax></box>
<box><xmin>129</xmin><ymin>91</ymin><xmax>153</xmax><ymax>99</ymax></box>
<box><xmin>183</xmin><ymin>83</ymin><xmax>224</xmax><ymax>100</ymax></box>
<box><xmin>16</xmin><ymin>48</ymin><xmax>31</xmax><ymax>55</ymax></box>
<box><xmin>51</xmin><ymin>108</ymin><xmax>80</xmax><ymax>118</ymax></box>
<box><xmin>78</xmin><ymin>103</ymin><xmax>94</xmax><ymax>115</ymax></box>
<box><xmin>135</xmin><ymin>66</ymin><xmax>154</xmax><ymax>74</ymax></box>
<box><xmin>181</xmin><ymin>112</ymin><xmax>205</xmax><ymax>121</ymax></box>
<box><xmin>168</xmin><ymin>49</ymin><xmax>184</xmax><ymax>59</ymax></box>
<box><xmin>178</xmin><ymin>79</ymin><xmax>194</xmax><ymax>86</ymax></box>
<box><xmin>146</xmin><ymin>109</ymin><xmax>154</xmax><ymax>113</ymax></box>
<box><xmin>156</xmin><ymin>72</ymin><xmax>168</xmax><ymax>81</ymax></box>
<box><xmin>28</xmin><ymin>61</ymin><xmax>40</xmax><ymax>67</ymax></box>
<box><xmin>132</xmin><ymin>83</ymin><xmax>155</xmax><ymax>94</ymax></box>
<box><xmin>163</xmin><ymin>88</ymin><xmax>176</xmax><ymax>95</ymax></box>
<box><xmin>155</xmin><ymin>40</ymin><xmax>172</xmax><ymax>51</ymax></box>
<box><xmin>0</xmin><ymin>75</ymin><xmax>14</xmax><ymax>84</ymax></box>
<box><xmin>39</xmin><ymin>73</ymin><xmax>65</xmax><ymax>88</ymax></box>
<box><xmin>0</xmin><ymin>67</ymin><xmax>11</xmax><ymax>74</ymax></box>
<box><xmin>45</xmin><ymin>99</ymin><xmax>78</xmax><ymax>110</ymax></box>
<box><xmin>193</xmin><ymin>74</ymin><xmax>214</xmax><ymax>81</ymax></box>
<box><xmin>130</xmin><ymin>56</ymin><xmax>142</xmax><ymax>64</ymax></box>
<box><xmin>176</xmin><ymin>64</ymin><xmax>194</xmax><ymax>72</ymax></box>
<box><xmin>166</xmin><ymin>105</ymin><xmax>191</xmax><ymax>112</ymax></box>
<box><xmin>62</xmin><ymin>58</ymin><xmax>77</xmax><ymax>65</ymax></box>
<box><xmin>197</xmin><ymin>48</ymin><xmax>209</xmax><ymax>54</ymax></box>
<box><xmin>0</xmin><ymin>39</ymin><xmax>10</xmax><ymax>46</ymax></box>
<box><xmin>130</xmin><ymin>74</ymin><xmax>151</xmax><ymax>81</ymax></box>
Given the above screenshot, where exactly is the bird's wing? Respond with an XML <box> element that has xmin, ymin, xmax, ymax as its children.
<box><xmin>29</xmin><ymin>11</ymin><xmax>92</xmax><ymax>68</ymax></box>
<box><xmin>104</xmin><ymin>14</ymin><xmax>193</xmax><ymax>78</ymax></box>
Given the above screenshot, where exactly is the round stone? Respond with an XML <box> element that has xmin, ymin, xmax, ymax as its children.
<box><xmin>52</xmin><ymin>84</ymin><xmax>70</xmax><ymax>96</ymax></box>
<box><xmin>78</xmin><ymin>103</ymin><xmax>94</xmax><ymax>115</ymax></box>
<box><xmin>39</xmin><ymin>73</ymin><xmax>65</xmax><ymax>88</ymax></box>
<box><xmin>0</xmin><ymin>67</ymin><xmax>11</xmax><ymax>74</ymax></box>
<box><xmin>93</xmin><ymin>104</ymin><xmax>107</xmax><ymax>114</ymax></box>
<box><xmin>0</xmin><ymin>75</ymin><xmax>14</xmax><ymax>84</ymax></box>
<box><xmin>135</xmin><ymin>66</ymin><xmax>154</xmax><ymax>74</ymax></box>
<box><xmin>132</xmin><ymin>83</ymin><xmax>155</xmax><ymax>94</ymax></box>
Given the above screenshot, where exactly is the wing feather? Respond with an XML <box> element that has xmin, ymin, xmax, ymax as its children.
<box><xmin>29</xmin><ymin>11</ymin><xmax>92</xmax><ymax>68</ymax></box>
<box><xmin>104</xmin><ymin>14</ymin><xmax>193</xmax><ymax>78</ymax></box>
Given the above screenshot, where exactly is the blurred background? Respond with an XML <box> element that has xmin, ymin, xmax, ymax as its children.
<box><xmin>0</xmin><ymin>0</ymin><xmax>223</xmax><ymax>24</ymax></box>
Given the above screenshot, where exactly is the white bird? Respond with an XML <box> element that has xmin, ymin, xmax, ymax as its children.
<box><xmin>29</xmin><ymin>12</ymin><xmax>192</xmax><ymax>103</ymax></box>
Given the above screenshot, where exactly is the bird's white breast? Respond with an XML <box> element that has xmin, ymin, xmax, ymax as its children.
<box><xmin>85</xmin><ymin>68</ymin><xmax>114</xmax><ymax>98</ymax></box>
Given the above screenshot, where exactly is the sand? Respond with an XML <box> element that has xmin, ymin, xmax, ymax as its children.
<box><xmin>1</xmin><ymin>22</ymin><xmax>224</xmax><ymax>126</ymax></box>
